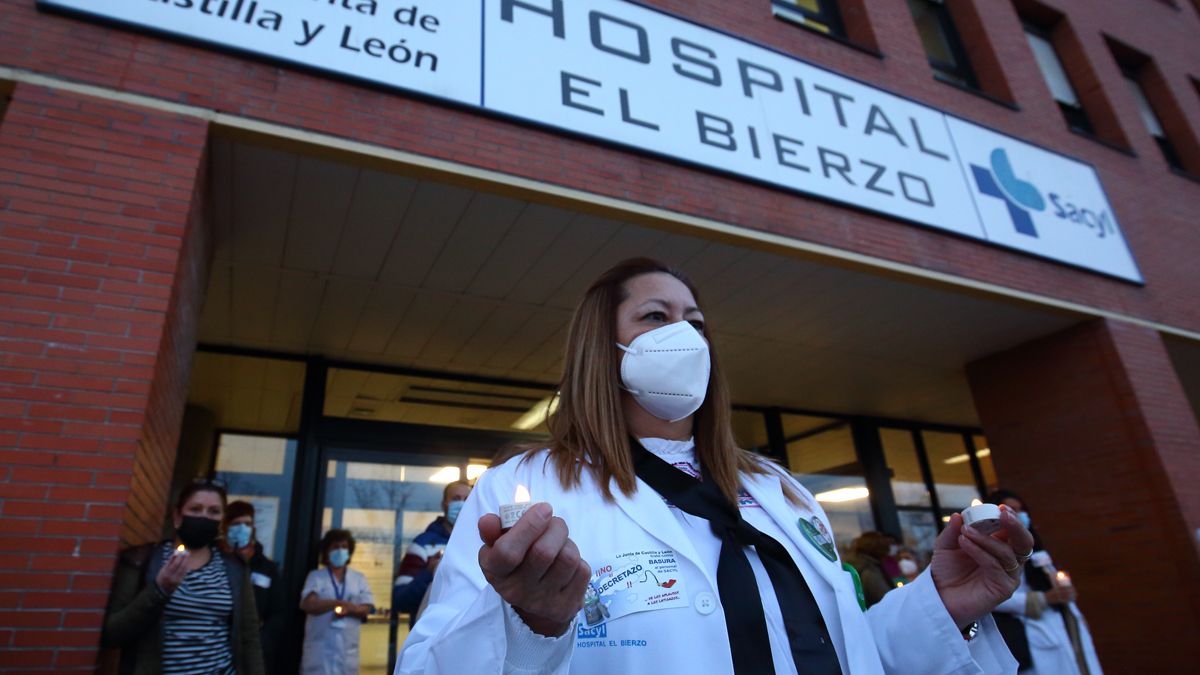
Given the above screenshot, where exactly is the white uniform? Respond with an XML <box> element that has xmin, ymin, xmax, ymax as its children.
<box><xmin>397</xmin><ymin>445</ymin><xmax>1018</xmax><ymax>674</ymax></box>
<box><xmin>993</xmin><ymin>554</ymin><xmax>1102</xmax><ymax>675</ymax></box>
<box><xmin>301</xmin><ymin>566</ymin><xmax>375</xmax><ymax>675</ymax></box>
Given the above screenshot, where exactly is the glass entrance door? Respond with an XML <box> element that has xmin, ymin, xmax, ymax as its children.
<box><xmin>319</xmin><ymin>450</ymin><xmax>475</xmax><ymax>675</ymax></box>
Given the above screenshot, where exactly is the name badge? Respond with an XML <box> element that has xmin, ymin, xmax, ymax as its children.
<box><xmin>251</xmin><ymin>572</ymin><xmax>272</xmax><ymax>588</ymax></box>
<box><xmin>580</xmin><ymin>549</ymin><xmax>688</xmax><ymax>628</ymax></box>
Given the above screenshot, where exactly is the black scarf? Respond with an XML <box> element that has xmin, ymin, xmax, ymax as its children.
<box><xmin>630</xmin><ymin>440</ymin><xmax>842</xmax><ymax>675</ymax></box>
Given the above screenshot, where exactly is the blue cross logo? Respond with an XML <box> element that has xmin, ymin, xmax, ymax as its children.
<box><xmin>971</xmin><ymin>148</ymin><xmax>1045</xmax><ymax>238</ymax></box>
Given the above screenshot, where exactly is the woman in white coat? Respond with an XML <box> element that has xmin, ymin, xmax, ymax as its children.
<box><xmin>988</xmin><ymin>491</ymin><xmax>1102</xmax><ymax>675</ymax></box>
<box><xmin>397</xmin><ymin>258</ymin><xmax>1034</xmax><ymax>674</ymax></box>
<box><xmin>301</xmin><ymin>529</ymin><xmax>375</xmax><ymax>674</ymax></box>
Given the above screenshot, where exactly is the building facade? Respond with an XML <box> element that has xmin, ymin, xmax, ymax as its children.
<box><xmin>1</xmin><ymin>0</ymin><xmax>1199</xmax><ymax>672</ymax></box>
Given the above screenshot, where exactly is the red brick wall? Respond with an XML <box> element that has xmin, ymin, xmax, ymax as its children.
<box><xmin>0</xmin><ymin>0</ymin><xmax>1197</xmax><ymax>332</ymax></box>
<box><xmin>967</xmin><ymin>319</ymin><xmax>1200</xmax><ymax>673</ymax></box>
<box><xmin>0</xmin><ymin>83</ymin><xmax>208</xmax><ymax>672</ymax></box>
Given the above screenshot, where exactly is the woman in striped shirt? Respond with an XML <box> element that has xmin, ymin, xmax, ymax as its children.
<box><xmin>102</xmin><ymin>480</ymin><xmax>265</xmax><ymax>675</ymax></box>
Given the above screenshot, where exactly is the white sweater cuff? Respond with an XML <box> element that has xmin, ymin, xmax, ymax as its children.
<box><xmin>501</xmin><ymin>602</ymin><xmax>576</xmax><ymax>674</ymax></box>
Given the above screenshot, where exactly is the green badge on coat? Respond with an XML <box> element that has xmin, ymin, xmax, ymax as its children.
<box><xmin>798</xmin><ymin>515</ymin><xmax>837</xmax><ymax>562</ymax></box>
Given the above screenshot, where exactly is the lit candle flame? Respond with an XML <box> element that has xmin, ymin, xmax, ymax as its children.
<box><xmin>335</xmin><ymin>606</ymin><xmax>344</xmax><ymax>615</ymax></box>
<box><xmin>514</xmin><ymin>484</ymin><xmax>530</xmax><ymax>503</ymax></box>
<box><xmin>970</xmin><ymin>498</ymin><xmax>983</xmax><ymax>507</ymax></box>
<box><xmin>1057</xmin><ymin>571</ymin><xmax>1068</xmax><ymax>581</ymax></box>
<box><xmin>176</xmin><ymin>544</ymin><xmax>187</xmax><ymax>554</ymax></box>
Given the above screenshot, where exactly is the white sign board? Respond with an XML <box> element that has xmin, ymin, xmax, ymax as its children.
<box><xmin>37</xmin><ymin>0</ymin><xmax>1141</xmax><ymax>282</ymax></box>
<box><xmin>38</xmin><ymin>0</ymin><xmax>482</xmax><ymax>105</ymax></box>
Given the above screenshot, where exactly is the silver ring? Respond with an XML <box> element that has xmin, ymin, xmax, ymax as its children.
<box><xmin>1003</xmin><ymin>559</ymin><xmax>1021</xmax><ymax>574</ymax></box>
<box><xmin>1016</xmin><ymin>549</ymin><xmax>1033</xmax><ymax>563</ymax></box>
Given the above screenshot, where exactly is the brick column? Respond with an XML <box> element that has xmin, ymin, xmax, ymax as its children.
<box><xmin>967</xmin><ymin>318</ymin><xmax>1200</xmax><ymax>674</ymax></box>
<box><xmin>0</xmin><ymin>84</ymin><xmax>209</xmax><ymax>672</ymax></box>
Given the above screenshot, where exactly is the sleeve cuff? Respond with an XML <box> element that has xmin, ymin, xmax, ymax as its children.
<box><xmin>501</xmin><ymin>602</ymin><xmax>576</xmax><ymax>674</ymax></box>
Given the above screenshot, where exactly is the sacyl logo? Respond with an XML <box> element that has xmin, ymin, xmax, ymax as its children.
<box><xmin>577</xmin><ymin>623</ymin><xmax>607</xmax><ymax>639</ymax></box>
<box><xmin>971</xmin><ymin>148</ymin><xmax>1117</xmax><ymax>239</ymax></box>
<box><xmin>970</xmin><ymin>148</ymin><xmax>1045</xmax><ymax>237</ymax></box>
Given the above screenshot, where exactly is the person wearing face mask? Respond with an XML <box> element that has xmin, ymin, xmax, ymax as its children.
<box><xmin>393</xmin><ymin>480</ymin><xmax>473</xmax><ymax>630</ymax></box>
<box><xmin>847</xmin><ymin>532</ymin><xmax>899</xmax><ymax>608</ymax></box>
<box><xmin>101</xmin><ymin>479</ymin><xmax>265</xmax><ymax>675</ymax></box>
<box><xmin>223</xmin><ymin>500</ymin><xmax>285</xmax><ymax>674</ymax></box>
<box><xmin>895</xmin><ymin>548</ymin><xmax>922</xmax><ymax>585</ymax></box>
<box><xmin>398</xmin><ymin>258</ymin><xmax>1033</xmax><ymax>675</ymax></box>
<box><xmin>987</xmin><ymin>490</ymin><xmax>1103</xmax><ymax>675</ymax></box>
<box><xmin>300</xmin><ymin>529</ymin><xmax>375</xmax><ymax>675</ymax></box>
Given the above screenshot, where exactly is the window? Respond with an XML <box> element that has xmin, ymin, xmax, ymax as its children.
<box><xmin>1024</xmin><ymin>25</ymin><xmax>1093</xmax><ymax>134</ymax></box>
<box><xmin>213</xmin><ymin>433</ymin><xmax>298</xmax><ymax>564</ymax></box>
<box><xmin>1123</xmin><ymin>70</ymin><xmax>1184</xmax><ymax>170</ymax></box>
<box><xmin>878</xmin><ymin>427</ymin><xmax>990</xmax><ymax>567</ymax></box>
<box><xmin>783</xmin><ymin>415</ymin><xmax>873</xmax><ymax>559</ymax></box>
<box><xmin>1106</xmin><ymin>36</ymin><xmax>1198</xmax><ymax>175</ymax></box>
<box><xmin>772</xmin><ymin>0</ymin><xmax>845</xmax><ymax>37</ymax></box>
<box><xmin>907</xmin><ymin>0</ymin><xmax>977</xmax><ymax>89</ymax></box>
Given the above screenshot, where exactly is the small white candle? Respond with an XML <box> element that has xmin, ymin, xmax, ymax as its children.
<box><xmin>174</xmin><ymin>544</ymin><xmax>188</xmax><ymax>557</ymax></box>
<box><xmin>1056</xmin><ymin>570</ymin><xmax>1072</xmax><ymax>587</ymax></box>
<box><xmin>961</xmin><ymin>499</ymin><xmax>1002</xmax><ymax>535</ymax></box>
<box><xmin>500</xmin><ymin>484</ymin><xmax>536</xmax><ymax>529</ymax></box>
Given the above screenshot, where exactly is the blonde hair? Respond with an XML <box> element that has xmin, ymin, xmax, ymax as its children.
<box><xmin>508</xmin><ymin>258</ymin><xmax>785</xmax><ymax>505</ymax></box>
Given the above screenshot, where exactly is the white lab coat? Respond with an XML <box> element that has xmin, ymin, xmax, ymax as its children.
<box><xmin>993</xmin><ymin>560</ymin><xmax>1102</xmax><ymax>675</ymax></box>
<box><xmin>397</xmin><ymin>450</ymin><xmax>1018</xmax><ymax>674</ymax></box>
<box><xmin>301</xmin><ymin>566</ymin><xmax>375</xmax><ymax>675</ymax></box>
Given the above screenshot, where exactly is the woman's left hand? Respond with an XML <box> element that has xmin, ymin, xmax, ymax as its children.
<box><xmin>930</xmin><ymin>505</ymin><xmax>1035</xmax><ymax>629</ymax></box>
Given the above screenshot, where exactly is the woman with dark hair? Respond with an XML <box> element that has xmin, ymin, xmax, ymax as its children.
<box><xmin>847</xmin><ymin>531</ymin><xmax>899</xmax><ymax>608</ymax></box>
<box><xmin>987</xmin><ymin>490</ymin><xmax>1102</xmax><ymax>674</ymax></box>
<box><xmin>398</xmin><ymin>258</ymin><xmax>1033</xmax><ymax>674</ymax></box>
<box><xmin>101</xmin><ymin>479</ymin><xmax>265</xmax><ymax>675</ymax></box>
<box><xmin>222</xmin><ymin>500</ymin><xmax>285</xmax><ymax>674</ymax></box>
<box><xmin>300</xmin><ymin>528</ymin><xmax>375</xmax><ymax>674</ymax></box>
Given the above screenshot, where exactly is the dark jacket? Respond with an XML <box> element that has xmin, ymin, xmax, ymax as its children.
<box><xmin>101</xmin><ymin>542</ymin><xmax>265</xmax><ymax>675</ymax></box>
<box><xmin>241</xmin><ymin>542</ymin><xmax>286</xmax><ymax>675</ymax></box>
<box><xmin>393</xmin><ymin>517</ymin><xmax>452</xmax><ymax>626</ymax></box>
<box><xmin>848</xmin><ymin>552</ymin><xmax>893</xmax><ymax>608</ymax></box>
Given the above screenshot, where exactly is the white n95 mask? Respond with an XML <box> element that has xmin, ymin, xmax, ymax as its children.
<box><xmin>617</xmin><ymin>321</ymin><xmax>711</xmax><ymax>422</ymax></box>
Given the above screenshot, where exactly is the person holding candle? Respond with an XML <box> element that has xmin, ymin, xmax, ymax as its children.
<box><xmin>300</xmin><ymin>528</ymin><xmax>375</xmax><ymax>675</ymax></box>
<box><xmin>398</xmin><ymin>258</ymin><xmax>1035</xmax><ymax>674</ymax></box>
<box><xmin>987</xmin><ymin>490</ymin><xmax>1103</xmax><ymax>675</ymax></box>
<box><xmin>101</xmin><ymin>479</ymin><xmax>265</xmax><ymax>675</ymax></box>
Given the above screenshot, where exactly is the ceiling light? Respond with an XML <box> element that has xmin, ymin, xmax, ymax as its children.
<box><xmin>511</xmin><ymin>394</ymin><xmax>560</xmax><ymax>430</ymax></box>
<box><xmin>943</xmin><ymin>448</ymin><xmax>991</xmax><ymax>465</ymax></box>
<box><xmin>428</xmin><ymin>466</ymin><xmax>461</xmax><ymax>483</ymax></box>
<box><xmin>814</xmin><ymin>486</ymin><xmax>869</xmax><ymax>503</ymax></box>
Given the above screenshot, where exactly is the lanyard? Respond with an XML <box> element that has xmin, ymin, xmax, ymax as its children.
<box><xmin>327</xmin><ymin>568</ymin><xmax>346</xmax><ymax>601</ymax></box>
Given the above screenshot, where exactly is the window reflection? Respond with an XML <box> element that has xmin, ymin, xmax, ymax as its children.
<box><xmin>974</xmin><ymin>435</ymin><xmax>998</xmax><ymax>493</ymax></box>
<box><xmin>880</xmin><ymin>428</ymin><xmax>930</xmax><ymax>507</ymax></box>
<box><xmin>322</xmin><ymin>458</ymin><xmax>463</xmax><ymax>674</ymax></box>
<box><xmin>783</xmin><ymin>415</ymin><xmax>873</xmax><ymax>557</ymax></box>
<box><xmin>924</xmin><ymin>431</ymin><xmax>979</xmax><ymax>510</ymax></box>
<box><xmin>213</xmin><ymin>434</ymin><xmax>297</xmax><ymax>565</ymax></box>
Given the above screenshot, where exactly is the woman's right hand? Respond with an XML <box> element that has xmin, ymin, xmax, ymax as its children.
<box><xmin>155</xmin><ymin>552</ymin><xmax>189</xmax><ymax>595</ymax></box>
<box><xmin>478</xmin><ymin>503</ymin><xmax>591</xmax><ymax>638</ymax></box>
<box><xmin>1044</xmin><ymin>586</ymin><xmax>1077</xmax><ymax>605</ymax></box>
